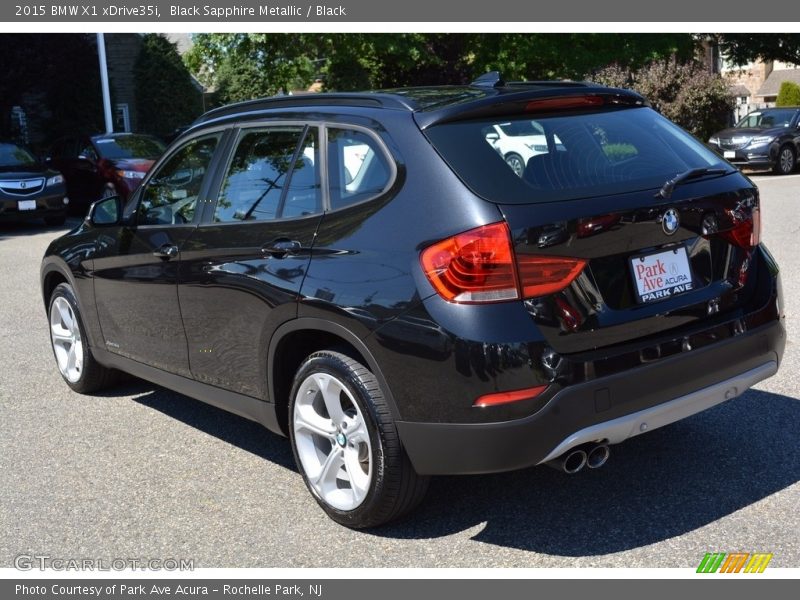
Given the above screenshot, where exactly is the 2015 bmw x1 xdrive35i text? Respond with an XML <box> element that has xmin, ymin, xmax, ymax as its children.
<box><xmin>41</xmin><ymin>73</ymin><xmax>785</xmax><ymax>528</ymax></box>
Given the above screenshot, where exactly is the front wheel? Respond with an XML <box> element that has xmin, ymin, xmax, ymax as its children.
<box><xmin>504</xmin><ymin>152</ymin><xmax>526</xmax><ymax>177</ymax></box>
<box><xmin>48</xmin><ymin>282</ymin><xmax>118</xmax><ymax>393</ymax></box>
<box><xmin>774</xmin><ymin>145</ymin><xmax>796</xmax><ymax>175</ymax></box>
<box><xmin>288</xmin><ymin>350</ymin><xmax>428</xmax><ymax>528</ymax></box>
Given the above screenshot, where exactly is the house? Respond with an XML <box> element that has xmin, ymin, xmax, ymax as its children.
<box><xmin>722</xmin><ymin>60</ymin><xmax>800</xmax><ymax>121</ymax></box>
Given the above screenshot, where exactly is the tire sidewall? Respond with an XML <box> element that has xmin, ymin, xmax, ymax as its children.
<box><xmin>288</xmin><ymin>352</ymin><xmax>389</xmax><ymax>526</ymax></box>
<box><xmin>777</xmin><ymin>145</ymin><xmax>795</xmax><ymax>175</ymax></box>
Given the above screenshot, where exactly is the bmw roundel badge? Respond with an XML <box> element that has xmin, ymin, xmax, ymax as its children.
<box><xmin>662</xmin><ymin>208</ymin><xmax>680</xmax><ymax>235</ymax></box>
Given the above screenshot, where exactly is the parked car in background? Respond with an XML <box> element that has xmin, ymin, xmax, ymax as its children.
<box><xmin>0</xmin><ymin>141</ymin><xmax>68</xmax><ymax>226</ymax></box>
<box><xmin>485</xmin><ymin>120</ymin><xmax>550</xmax><ymax>176</ymax></box>
<box><xmin>42</xmin><ymin>74</ymin><xmax>784</xmax><ymax>528</ymax></box>
<box><xmin>46</xmin><ymin>133</ymin><xmax>165</xmax><ymax>210</ymax></box>
<box><xmin>708</xmin><ymin>107</ymin><xmax>800</xmax><ymax>175</ymax></box>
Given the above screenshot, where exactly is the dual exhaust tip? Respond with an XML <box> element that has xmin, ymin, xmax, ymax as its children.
<box><xmin>547</xmin><ymin>443</ymin><xmax>610</xmax><ymax>474</ymax></box>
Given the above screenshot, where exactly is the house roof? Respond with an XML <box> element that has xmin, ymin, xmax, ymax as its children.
<box><xmin>756</xmin><ymin>68</ymin><xmax>800</xmax><ymax>98</ymax></box>
<box><xmin>729</xmin><ymin>84</ymin><xmax>751</xmax><ymax>97</ymax></box>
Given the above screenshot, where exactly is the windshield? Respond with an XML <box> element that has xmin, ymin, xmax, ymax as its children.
<box><xmin>0</xmin><ymin>143</ymin><xmax>37</xmax><ymax>168</ymax></box>
<box><xmin>426</xmin><ymin>106</ymin><xmax>730</xmax><ymax>204</ymax></box>
<box><xmin>94</xmin><ymin>135</ymin><xmax>165</xmax><ymax>160</ymax></box>
<box><xmin>735</xmin><ymin>109</ymin><xmax>797</xmax><ymax>129</ymax></box>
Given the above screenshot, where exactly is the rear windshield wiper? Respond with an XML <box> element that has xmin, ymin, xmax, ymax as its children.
<box><xmin>656</xmin><ymin>167</ymin><xmax>730</xmax><ymax>199</ymax></box>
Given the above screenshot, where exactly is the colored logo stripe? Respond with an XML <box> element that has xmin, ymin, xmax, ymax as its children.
<box><xmin>697</xmin><ymin>552</ymin><xmax>773</xmax><ymax>573</ymax></box>
<box><xmin>744</xmin><ymin>553</ymin><xmax>773</xmax><ymax>573</ymax></box>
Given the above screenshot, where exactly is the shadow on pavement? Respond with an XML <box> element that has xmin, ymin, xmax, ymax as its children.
<box><xmin>0</xmin><ymin>218</ymin><xmax>81</xmax><ymax>240</ymax></box>
<box><xmin>104</xmin><ymin>378</ymin><xmax>799</xmax><ymax>555</ymax></box>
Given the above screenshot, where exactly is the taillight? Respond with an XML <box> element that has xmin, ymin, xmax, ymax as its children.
<box><xmin>420</xmin><ymin>222</ymin><xmax>586</xmax><ymax>303</ymax></box>
<box><xmin>721</xmin><ymin>204</ymin><xmax>760</xmax><ymax>248</ymax></box>
<box><xmin>420</xmin><ymin>222</ymin><xmax>519</xmax><ymax>303</ymax></box>
<box><xmin>517</xmin><ymin>255</ymin><xmax>587</xmax><ymax>297</ymax></box>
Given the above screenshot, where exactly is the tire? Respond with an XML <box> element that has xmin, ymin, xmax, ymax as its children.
<box><xmin>288</xmin><ymin>350</ymin><xmax>429</xmax><ymax>528</ymax></box>
<box><xmin>48</xmin><ymin>282</ymin><xmax>119</xmax><ymax>393</ymax></box>
<box><xmin>774</xmin><ymin>145</ymin><xmax>796</xmax><ymax>175</ymax></box>
<box><xmin>505</xmin><ymin>153</ymin><xmax>526</xmax><ymax>177</ymax></box>
<box><xmin>44</xmin><ymin>214</ymin><xmax>66</xmax><ymax>227</ymax></box>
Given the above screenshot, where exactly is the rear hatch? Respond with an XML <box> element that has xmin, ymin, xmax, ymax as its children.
<box><xmin>423</xmin><ymin>98</ymin><xmax>761</xmax><ymax>353</ymax></box>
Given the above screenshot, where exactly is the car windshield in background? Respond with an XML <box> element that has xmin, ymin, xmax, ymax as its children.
<box><xmin>0</xmin><ymin>143</ymin><xmax>37</xmax><ymax>168</ymax></box>
<box><xmin>735</xmin><ymin>109</ymin><xmax>797</xmax><ymax>129</ymax></box>
<box><xmin>425</xmin><ymin>106</ymin><xmax>730</xmax><ymax>204</ymax></box>
<box><xmin>95</xmin><ymin>135</ymin><xmax>165</xmax><ymax>160</ymax></box>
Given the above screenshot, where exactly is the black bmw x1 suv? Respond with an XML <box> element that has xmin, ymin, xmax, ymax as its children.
<box><xmin>42</xmin><ymin>73</ymin><xmax>785</xmax><ymax>528</ymax></box>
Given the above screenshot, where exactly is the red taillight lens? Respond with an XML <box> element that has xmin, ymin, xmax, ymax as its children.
<box><xmin>517</xmin><ymin>255</ymin><xmax>587</xmax><ymax>297</ymax></box>
<box><xmin>420</xmin><ymin>222</ymin><xmax>520</xmax><ymax>303</ymax></box>
<box><xmin>721</xmin><ymin>204</ymin><xmax>761</xmax><ymax>248</ymax></box>
<box><xmin>473</xmin><ymin>385</ymin><xmax>548</xmax><ymax>408</ymax></box>
<box><xmin>421</xmin><ymin>222</ymin><xmax>586</xmax><ymax>303</ymax></box>
<box><xmin>525</xmin><ymin>95</ymin><xmax>605</xmax><ymax>112</ymax></box>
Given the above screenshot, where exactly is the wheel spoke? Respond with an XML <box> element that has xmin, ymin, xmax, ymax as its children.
<box><xmin>66</xmin><ymin>344</ymin><xmax>77</xmax><ymax>374</ymax></box>
<box><xmin>310</xmin><ymin>446</ymin><xmax>344</xmax><ymax>493</ymax></box>
<box><xmin>343</xmin><ymin>445</ymin><xmax>371</xmax><ymax>503</ymax></box>
<box><xmin>57</xmin><ymin>300</ymin><xmax>74</xmax><ymax>332</ymax></box>
<box><xmin>294</xmin><ymin>404</ymin><xmax>336</xmax><ymax>440</ymax></box>
<box><xmin>315</xmin><ymin>374</ymin><xmax>346</xmax><ymax>426</ymax></box>
<box><xmin>344</xmin><ymin>413</ymin><xmax>369</xmax><ymax>445</ymax></box>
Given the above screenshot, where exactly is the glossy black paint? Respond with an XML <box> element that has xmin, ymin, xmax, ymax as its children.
<box><xmin>41</xmin><ymin>85</ymin><xmax>786</xmax><ymax>476</ymax></box>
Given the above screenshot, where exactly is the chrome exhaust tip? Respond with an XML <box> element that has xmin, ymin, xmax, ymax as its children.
<box><xmin>546</xmin><ymin>448</ymin><xmax>587</xmax><ymax>474</ymax></box>
<box><xmin>586</xmin><ymin>444</ymin><xmax>610</xmax><ymax>469</ymax></box>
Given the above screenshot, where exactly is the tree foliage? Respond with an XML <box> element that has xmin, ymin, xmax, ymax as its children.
<box><xmin>184</xmin><ymin>33</ymin><xmax>695</xmax><ymax>99</ymax></box>
<box><xmin>775</xmin><ymin>81</ymin><xmax>800</xmax><ymax>107</ymax></box>
<box><xmin>134</xmin><ymin>34</ymin><xmax>203</xmax><ymax>139</ymax></box>
<box><xmin>593</xmin><ymin>59</ymin><xmax>734</xmax><ymax>140</ymax></box>
<box><xmin>710</xmin><ymin>34</ymin><xmax>800</xmax><ymax>67</ymax></box>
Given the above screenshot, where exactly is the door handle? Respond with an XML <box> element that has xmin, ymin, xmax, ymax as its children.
<box><xmin>261</xmin><ymin>239</ymin><xmax>302</xmax><ymax>258</ymax></box>
<box><xmin>153</xmin><ymin>244</ymin><xmax>179</xmax><ymax>260</ymax></box>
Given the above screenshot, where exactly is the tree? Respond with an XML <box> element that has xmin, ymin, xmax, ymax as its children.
<box><xmin>183</xmin><ymin>33</ymin><xmax>696</xmax><ymax>99</ymax></box>
<box><xmin>710</xmin><ymin>34</ymin><xmax>800</xmax><ymax>67</ymax></box>
<box><xmin>134</xmin><ymin>34</ymin><xmax>203</xmax><ymax>139</ymax></box>
<box><xmin>593</xmin><ymin>59</ymin><xmax>733</xmax><ymax>140</ymax></box>
<box><xmin>775</xmin><ymin>81</ymin><xmax>800</xmax><ymax>107</ymax></box>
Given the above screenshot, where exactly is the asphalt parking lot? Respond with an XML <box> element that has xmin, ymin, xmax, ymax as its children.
<box><xmin>1</xmin><ymin>174</ymin><xmax>798</xmax><ymax>569</ymax></box>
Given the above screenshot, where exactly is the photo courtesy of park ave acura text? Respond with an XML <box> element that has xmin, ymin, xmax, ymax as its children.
<box><xmin>0</xmin><ymin>31</ymin><xmax>798</xmax><ymax>569</ymax></box>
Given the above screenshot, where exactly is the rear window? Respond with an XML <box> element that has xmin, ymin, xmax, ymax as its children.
<box><xmin>425</xmin><ymin>106</ymin><xmax>729</xmax><ymax>204</ymax></box>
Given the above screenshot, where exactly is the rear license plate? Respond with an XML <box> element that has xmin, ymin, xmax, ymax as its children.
<box><xmin>630</xmin><ymin>246</ymin><xmax>693</xmax><ymax>304</ymax></box>
<box><xmin>18</xmin><ymin>200</ymin><xmax>36</xmax><ymax>211</ymax></box>
<box><xmin>723</xmin><ymin>150</ymin><xmax>736</xmax><ymax>159</ymax></box>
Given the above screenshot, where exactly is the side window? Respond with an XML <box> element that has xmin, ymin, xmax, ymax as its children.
<box><xmin>327</xmin><ymin>128</ymin><xmax>392</xmax><ymax>210</ymax></box>
<box><xmin>214</xmin><ymin>127</ymin><xmax>320</xmax><ymax>222</ymax></box>
<box><xmin>137</xmin><ymin>134</ymin><xmax>220</xmax><ymax>225</ymax></box>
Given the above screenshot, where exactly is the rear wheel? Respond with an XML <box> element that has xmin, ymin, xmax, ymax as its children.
<box><xmin>774</xmin><ymin>145</ymin><xmax>796</xmax><ymax>175</ymax></box>
<box><xmin>48</xmin><ymin>282</ymin><xmax>118</xmax><ymax>393</ymax></box>
<box><xmin>288</xmin><ymin>350</ymin><xmax>428</xmax><ymax>528</ymax></box>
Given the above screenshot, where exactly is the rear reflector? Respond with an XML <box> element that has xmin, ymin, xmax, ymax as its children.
<box><xmin>474</xmin><ymin>385</ymin><xmax>548</xmax><ymax>408</ymax></box>
<box><xmin>421</xmin><ymin>222</ymin><xmax>586</xmax><ymax>303</ymax></box>
<box><xmin>525</xmin><ymin>95</ymin><xmax>604</xmax><ymax>112</ymax></box>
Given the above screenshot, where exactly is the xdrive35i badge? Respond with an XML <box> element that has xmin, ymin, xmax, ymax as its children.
<box><xmin>662</xmin><ymin>208</ymin><xmax>680</xmax><ymax>235</ymax></box>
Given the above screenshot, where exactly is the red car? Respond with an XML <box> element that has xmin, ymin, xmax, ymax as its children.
<box><xmin>46</xmin><ymin>133</ymin><xmax>165</xmax><ymax>210</ymax></box>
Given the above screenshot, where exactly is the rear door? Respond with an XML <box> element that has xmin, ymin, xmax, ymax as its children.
<box><xmin>425</xmin><ymin>104</ymin><xmax>760</xmax><ymax>353</ymax></box>
<box><xmin>92</xmin><ymin>132</ymin><xmax>225</xmax><ymax>376</ymax></box>
<box><xmin>177</xmin><ymin>123</ymin><xmax>324</xmax><ymax>398</ymax></box>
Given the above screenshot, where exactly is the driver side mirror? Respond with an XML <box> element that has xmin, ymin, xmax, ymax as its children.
<box><xmin>87</xmin><ymin>195</ymin><xmax>122</xmax><ymax>227</ymax></box>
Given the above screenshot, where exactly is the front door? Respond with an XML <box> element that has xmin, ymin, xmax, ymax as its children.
<box><xmin>92</xmin><ymin>133</ymin><xmax>224</xmax><ymax>377</ymax></box>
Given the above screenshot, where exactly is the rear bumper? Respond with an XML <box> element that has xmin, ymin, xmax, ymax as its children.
<box><xmin>397</xmin><ymin>318</ymin><xmax>785</xmax><ymax>475</ymax></box>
